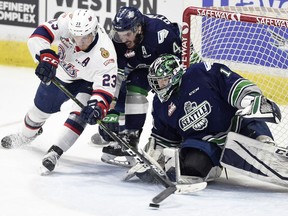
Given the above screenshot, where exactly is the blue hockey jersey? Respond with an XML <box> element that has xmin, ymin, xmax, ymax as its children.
<box><xmin>114</xmin><ymin>14</ymin><xmax>181</xmax><ymax>71</ymax></box>
<box><xmin>151</xmin><ymin>62</ymin><xmax>262</xmax><ymax>146</ymax></box>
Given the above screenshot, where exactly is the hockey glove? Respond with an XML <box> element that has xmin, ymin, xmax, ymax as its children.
<box><xmin>236</xmin><ymin>95</ymin><xmax>281</xmax><ymax>123</ymax></box>
<box><xmin>35</xmin><ymin>49</ymin><xmax>59</xmax><ymax>84</ymax></box>
<box><xmin>81</xmin><ymin>100</ymin><xmax>106</xmax><ymax>125</ymax></box>
<box><xmin>99</xmin><ymin>109</ymin><xmax>120</xmax><ymax>142</ymax></box>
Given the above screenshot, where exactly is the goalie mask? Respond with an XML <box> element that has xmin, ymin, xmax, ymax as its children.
<box><xmin>68</xmin><ymin>9</ymin><xmax>98</xmax><ymax>50</ymax></box>
<box><xmin>110</xmin><ymin>6</ymin><xmax>144</xmax><ymax>49</ymax></box>
<box><xmin>148</xmin><ymin>54</ymin><xmax>184</xmax><ymax>103</ymax></box>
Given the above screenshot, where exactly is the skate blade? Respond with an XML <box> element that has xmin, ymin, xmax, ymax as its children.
<box><xmin>101</xmin><ymin>156</ymin><xmax>134</xmax><ymax>168</ymax></box>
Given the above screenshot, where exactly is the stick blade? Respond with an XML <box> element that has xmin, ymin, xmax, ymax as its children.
<box><xmin>175</xmin><ymin>182</ymin><xmax>207</xmax><ymax>194</ymax></box>
<box><xmin>151</xmin><ymin>182</ymin><xmax>207</xmax><ymax>204</ymax></box>
<box><xmin>152</xmin><ymin>186</ymin><xmax>177</xmax><ymax>204</ymax></box>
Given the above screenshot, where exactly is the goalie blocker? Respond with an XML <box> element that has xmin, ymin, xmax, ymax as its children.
<box><xmin>221</xmin><ymin>132</ymin><xmax>288</xmax><ymax>188</ymax></box>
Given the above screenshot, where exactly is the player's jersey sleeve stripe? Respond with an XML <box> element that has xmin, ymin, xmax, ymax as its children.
<box><xmin>91</xmin><ymin>89</ymin><xmax>113</xmax><ymax>108</ymax></box>
<box><xmin>228</xmin><ymin>78</ymin><xmax>259</xmax><ymax>108</ymax></box>
<box><xmin>29</xmin><ymin>25</ymin><xmax>55</xmax><ymax>44</ymax></box>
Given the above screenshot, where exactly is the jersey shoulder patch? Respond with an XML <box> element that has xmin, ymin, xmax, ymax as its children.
<box><xmin>157</xmin><ymin>29</ymin><xmax>169</xmax><ymax>44</ymax></box>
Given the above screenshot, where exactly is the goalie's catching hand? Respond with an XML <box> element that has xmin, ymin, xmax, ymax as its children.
<box><xmin>236</xmin><ymin>95</ymin><xmax>281</xmax><ymax>124</ymax></box>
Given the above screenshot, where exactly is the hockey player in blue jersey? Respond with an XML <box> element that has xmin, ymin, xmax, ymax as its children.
<box><xmin>124</xmin><ymin>54</ymin><xmax>281</xmax><ymax>183</ymax></box>
<box><xmin>96</xmin><ymin>7</ymin><xmax>182</xmax><ymax>167</ymax></box>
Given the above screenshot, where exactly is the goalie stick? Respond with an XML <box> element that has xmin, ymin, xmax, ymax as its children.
<box><xmin>52</xmin><ymin>77</ymin><xmax>207</xmax><ymax>204</ymax></box>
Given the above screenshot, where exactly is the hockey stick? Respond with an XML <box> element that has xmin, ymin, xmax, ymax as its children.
<box><xmin>52</xmin><ymin>77</ymin><xmax>206</xmax><ymax>205</ymax></box>
<box><xmin>52</xmin><ymin>78</ymin><xmax>84</xmax><ymax>108</ymax></box>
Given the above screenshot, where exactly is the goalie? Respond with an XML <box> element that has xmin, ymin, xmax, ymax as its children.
<box><xmin>125</xmin><ymin>54</ymin><xmax>282</xmax><ymax>185</ymax></box>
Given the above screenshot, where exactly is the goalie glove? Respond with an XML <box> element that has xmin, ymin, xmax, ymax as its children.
<box><xmin>236</xmin><ymin>95</ymin><xmax>281</xmax><ymax>124</ymax></box>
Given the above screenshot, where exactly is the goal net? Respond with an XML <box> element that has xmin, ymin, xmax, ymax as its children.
<box><xmin>182</xmin><ymin>6</ymin><xmax>288</xmax><ymax>146</ymax></box>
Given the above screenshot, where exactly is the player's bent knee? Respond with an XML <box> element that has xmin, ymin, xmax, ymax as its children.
<box><xmin>180</xmin><ymin>148</ymin><xmax>214</xmax><ymax>178</ymax></box>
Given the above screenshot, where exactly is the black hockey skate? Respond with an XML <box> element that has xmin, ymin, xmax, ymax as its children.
<box><xmin>41</xmin><ymin>145</ymin><xmax>63</xmax><ymax>174</ymax></box>
<box><xmin>101</xmin><ymin>142</ymin><xmax>137</xmax><ymax>167</ymax></box>
<box><xmin>101</xmin><ymin>129</ymin><xmax>141</xmax><ymax>168</ymax></box>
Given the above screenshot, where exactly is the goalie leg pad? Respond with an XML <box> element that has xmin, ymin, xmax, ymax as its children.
<box><xmin>123</xmin><ymin>137</ymin><xmax>172</xmax><ymax>182</ymax></box>
<box><xmin>163</xmin><ymin>148</ymin><xmax>177</xmax><ymax>182</ymax></box>
<box><xmin>221</xmin><ymin>132</ymin><xmax>288</xmax><ymax>187</ymax></box>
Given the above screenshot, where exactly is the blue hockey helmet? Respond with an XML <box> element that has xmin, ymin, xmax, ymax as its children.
<box><xmin>148</xmin><ymin>54</ymin><xmax>184</xmax><ymax>102</ymax></box>
<box><xmin>112</xmin><ymin>6</ymin><xmax>144</xmax><ymax>32</ymax></box>
<box><xmin>110</xmin><ymin>7</ymin><xmax>144</xmax><ymax>46</ymax></box>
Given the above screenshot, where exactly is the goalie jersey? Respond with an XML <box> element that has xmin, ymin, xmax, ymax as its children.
<box><xmin>151</xmin><ymin>62</ymin><xmax>263</xmax><ymax>146</ymax></box>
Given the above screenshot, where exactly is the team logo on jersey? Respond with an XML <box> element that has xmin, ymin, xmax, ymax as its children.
<box><xmin>100</xmin><ymin>48</ymin><xmax>109</xmax><ymax>58</ymax></box>
<box><xmin>179</xmin><ymin>101</ymin><xmax>211</xmax><ymax>131</ymax></box>
<box><xmin>168</xmin><ymin>102</ymin><xmax>176</xmax><ymax>116</ymax></box>
<box><xmin>157</xmin><ymin>29</ymin><xmax>169</xmax><ymax>44</ymax></box>
<box><xmin>59</xmin><ymin>62</ymin><xmax>79</xmax><ymax>78</ymax></box>
<box><xmin>58</xmin><ymin>44</ymin><xmax>66</xmax><ymax>60</ymax></box>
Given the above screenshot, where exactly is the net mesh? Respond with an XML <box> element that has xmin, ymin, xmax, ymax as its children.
<box><xmin>183</xmin><ymin>6</ymin><xmax>288</xmax><ymax>146</ymax></box>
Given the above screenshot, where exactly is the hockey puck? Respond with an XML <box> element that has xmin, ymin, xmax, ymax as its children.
<box><xmin>149</xmin><ymin>203</ymin><xmax>160</xmax><ymax>208</ymax></box>
<box><xmin>90</xmin><ymin>133</ymin><xmax>108</xmax><ymax>145</ymax></box>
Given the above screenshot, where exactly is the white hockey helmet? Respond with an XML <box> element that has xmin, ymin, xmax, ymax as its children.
<box><xmin>69</xmin><ymin>9</ymin><xmax>98</xmax><ymax>37</ymax></box>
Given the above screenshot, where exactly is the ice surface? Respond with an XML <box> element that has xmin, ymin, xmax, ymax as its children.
<box><xmin>0</xmin><ymin>65</ymin><xmax>287</xmax><ymax>216</ymax></box>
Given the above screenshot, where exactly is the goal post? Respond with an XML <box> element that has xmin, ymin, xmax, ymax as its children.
<box><xmin>182</xmin><ymin>6</ymin><xmax>288</xmax><ymax>146</ymax></box>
